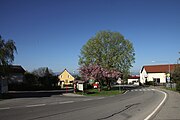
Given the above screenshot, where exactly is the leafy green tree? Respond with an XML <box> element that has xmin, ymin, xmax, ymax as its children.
<box><xmin>172</xmin><ymin>65</ymin><xmax>180</xmax><ymax>81</ymax></box>
<box><xmin>172</xmin><ymin>64</ymin><xmax>180</xmax><ymax>91</ymax></box>
<box><xmin>0</xmin><ymin>35</ymin><xmax>17</xmax><ymax>66</ymax></box>
<box><xmin>79</xmin><ymin>31</ymin><xmax>135</xmax><ymax>81</ymax></box>
<box><xmin>0</xmin><ymin>35</ymin><xmax>17</xmax><ymax>83</ymax></box>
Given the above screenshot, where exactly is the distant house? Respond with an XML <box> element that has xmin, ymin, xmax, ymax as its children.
<box><xmin>140</xmin><ymin>64</ymin><xmax>175</xmax><ymax>85</ymax></box>
<box><xmin>58</xmin><ymin>69</ymin><xmax>75</xmax><ymax>88</ymax></box>
<box><xmin>0</xmin><ymin>65</ymin><xmax>25</xmax><ymax>93</ymax></box>
<box><xmin>128</xmin><ymin>75</ymin><xmax>140</xmax><ymax>85</ymax></box>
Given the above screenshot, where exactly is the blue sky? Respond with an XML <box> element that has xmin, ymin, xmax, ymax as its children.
<box><xmin>0</xmin><ymin>0</ymin><xmax>180</xmax><ymax>74</ymax></box>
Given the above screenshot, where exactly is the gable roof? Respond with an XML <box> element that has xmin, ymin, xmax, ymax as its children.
<box><xmin>0</xmin><ymin>65</ymin><xmax>25</xmax><ymax>74</ymax></box>
<box><xmin>59</xmin><ymin>69</ymin><xmax>72</xmax><ymax>75</ymax></box>
<box><xmin>142</xmin><ymin>64</ymin><xmax>176</xmax><ymax>73</ymax></box>
<box><xmin>58</xmin><ymin>69</ymin><xmax>75</xmax><ymax>81</ymax></box>
<box><xmin>128</xmin><ymin>75</ymin><xmax>140</xmax><ymax>79</ymax></box>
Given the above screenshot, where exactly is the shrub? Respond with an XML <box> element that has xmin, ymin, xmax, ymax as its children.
<box><xmin>176</xmin><ymin>81</ymin><xmax>180</xmax><ymax>92</ymax></box>
<box><xmin>145</xmin><ymin>81</ymin><xmax>154</xmax><ymax>86</ymax></box>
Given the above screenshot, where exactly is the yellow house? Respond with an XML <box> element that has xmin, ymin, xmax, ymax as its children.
<box><xmin>58</xmin><ymin>69</ymin><xmax>75</xmax><ymax>87</ymax></box>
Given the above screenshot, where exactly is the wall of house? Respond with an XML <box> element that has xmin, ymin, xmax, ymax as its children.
<box><xmin>140</xmin><ymin>68</ymin><xmax>166</xmax><ymax>84</ymax></box>
<box><xmin>140</xmin><ymin>68</ymin><xmax>147</xmax><ymax>84</ymax></box>
<box><xmin>0</xmin><ymin>79</ymin><xmax>8</xmax><ymax>94</ymax></box>
<box><xmin>58</xmin><ymin>70</ymin><xmax>74</xmax><ymax>86</ymax></box>
<box><xmin>128</xmin><ymin>79</ymin><xmax>139</xmax><ymax>84</ymax></box>
<box><xmin>147</xmin><ymin>73</ymin><xmax>166</xmax><ymax>83</ymax></box>
<box><xmin>8</xmin><ymin>73</ymin><xmax>24</xmax><ymax>84</ymax></box>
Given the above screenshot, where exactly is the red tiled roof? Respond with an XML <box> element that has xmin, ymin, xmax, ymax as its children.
<box><xmin>129</xmin><ymin>75</ymin><xmax>140</xmax><ymax>79</ymax></box>
<box><xmin>142</xmin><ymin>64</ymin><xmax>176</xmax><ymax>73</ymax></box>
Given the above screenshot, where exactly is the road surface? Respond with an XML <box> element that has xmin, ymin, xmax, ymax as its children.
<box><xmin>0</xmin><ymin>88</ymin><xmax>165</xmax><ymax>120</ymax></box>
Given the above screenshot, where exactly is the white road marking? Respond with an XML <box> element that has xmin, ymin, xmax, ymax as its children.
<box><xmin>144</xmin><ymin>89</ymin><xmax>167</xmax><ymax>120</ymax></box>
<box><xmin>0</xmin><ymin>107</ymin><xmax>10</xmax><ymax>110</ymax></box>
<box><xmin>83</xmin><ymin>99</ymin><xmax>93</xmax><ymax>101</ymax></box>
<box><xmin>130</xmin><ymin>89</ymin><xmax>154</xmax><ymax>92</ymax></box>
<box><xmin>26</xmin><ymin>104</ymin><xmax>46</xmax><ymax>108</ymax></box>
<box><xmin>96</xmin><ymin>97</ymin><xmax>105</xmax><ymax>100</ymax></box>
<box><xmin>123</xmin><ymin>90</ymin><xmax>129</xmax><ymax>94</ymax></box>
<box><xmin>49</xmin><ymin>102</ymin><xmax>58</xmax><ymax>105</ymax></box>
<box><xmin>59</xmin><ymin>101</ymin><xmax>74</xmax><ymax>104</ymax></box>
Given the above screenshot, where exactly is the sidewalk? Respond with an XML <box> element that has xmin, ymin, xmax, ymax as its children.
<box><xmin>153</xmin><ymin>87</ymin><xmax>180</xmax><ymax>120</ymax></box>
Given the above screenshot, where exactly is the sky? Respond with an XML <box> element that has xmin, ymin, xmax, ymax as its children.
<box><xmin>0</xmin><ymin>0</ymin><xmax>180</xmax><ymax>74</ymax></box>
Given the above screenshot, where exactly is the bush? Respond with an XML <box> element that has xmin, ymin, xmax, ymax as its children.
<box><xmin>176</xmin><ymin>81</ymin><xmax>180</xmax><ymax>92</ymax></box>
<box><xmin>145</xmin><ymin>81</ymin><xmax>154</xmax><ymax>86</ymax></box>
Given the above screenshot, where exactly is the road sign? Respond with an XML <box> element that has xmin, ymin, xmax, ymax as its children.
<box><xmin>167</xmin><ymin>77</ymin><xmax>170</xmax><ymax>82</ymax></box>
<box><xmin>167</xmin><ymin>73</ymin><xmax>170</xmax><ymax>77</ymax></box>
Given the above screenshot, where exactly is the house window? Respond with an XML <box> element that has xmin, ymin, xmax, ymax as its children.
<box><xmin>153</xmin><ymin>78</ymin><xmax>160</xmax><ymax>83</ymax></box>
<box><xmin>157</xmin><ymin>78</ymin><xmax>160</xmax><ymax>83</ymax></box>
<box><xmin>65</xmin><ymin>80</ymin><xmax>68</xmax><ymax>84</ymax></box>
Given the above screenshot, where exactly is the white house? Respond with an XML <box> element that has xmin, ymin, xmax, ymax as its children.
<box><xmin>128</xmin><ymin>75</ymin><xmax>140</xmax><ymax>85</ymax></box>
<box><xmin>140</xmin><ymin>64</ymin><xmax>175</xmax><ymax>85</ymax></box>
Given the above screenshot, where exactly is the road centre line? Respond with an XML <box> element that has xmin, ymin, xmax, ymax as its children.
<box><xmin>26</xmin><ymin>104</ymin><xmax>46</xmax><ymax>108</ymax></box>
<box><xmin>96</xmin><ymin>97</ymin><xmax>105</xmax><ymax>100</ymax></box>
<box><xmin>0</xmin><ymin>98</ymin><xmax>98</xmax><ymax>111</ymax></box>
<box><xmin>0</xmin><ymin>107</ymin><xmax>10</xmax><ymax>110</ymax></box>
<box><xmin>59</xmin><ymin>101</ymin><xmax>74</xmax><ymax>104</ymax></box>
<box><xmin>0</xmin><ymin>101</ymin><xmax>75</xmax><ymax>110</ymax></box>
<box><xmin>144</xmin><ymin>89</ymin><xmax>167</xmax><ymax>120</ymax></box>
<box><xmin>83</xmin><ymin>99</ymin><xmax>93</xmax><ymax>101</ymax></box>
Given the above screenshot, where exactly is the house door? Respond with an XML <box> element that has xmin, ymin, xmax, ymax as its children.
<box><xmin>153</xmin><ymin>78</ymin><xmax>160</xmax><ymax>85</ymax></box>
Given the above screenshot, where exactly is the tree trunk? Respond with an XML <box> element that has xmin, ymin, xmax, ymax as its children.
<box><xmin>107</xmin><ymin>79</ymin><xmax>111</xmax><ymax>90</ymax></box>
<box><xmin>98</xmin><ymin>84</ymin><xmax>101</xmax><ymax>92</ymax></box>
<box><xmin>98</xmin><ymin>80</ymin><xmax>102</xmax><ymax>92</ymax></box>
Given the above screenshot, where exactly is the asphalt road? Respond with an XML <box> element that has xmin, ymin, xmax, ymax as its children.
<box><xmin>0</xmin><ymin>88</ymin><xmax>165</xmax><ymax>120</ymax></box>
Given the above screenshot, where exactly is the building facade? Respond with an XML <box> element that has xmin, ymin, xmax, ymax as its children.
<box><xmin>0</xmin><ymin>65</ymin><xmax>25</xmax><ymax>93</ymax></box>
<box><xmin>128</xmin><ymin>75</ymin><xmax>140</xmax><ymax>85</ymax></box>
<box><xmin>140</xmin><ymin>64</ymin><xmax>175</xmax><ymax>85</ymax></box>
<box><xmin>58</xmin><ymin>69</ymin><xmax>75</xmax><ymax>88</ymax></box>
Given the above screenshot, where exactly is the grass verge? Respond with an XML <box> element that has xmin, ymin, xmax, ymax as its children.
<box><xmin>77</xmin><ymin>88</ymin><xmax>125</xmax><ymax>96</ymax></box>
<box><xmin>163</xmin><ymin>87</ymin><xmax>177</xmax><ymax>92</ymax></box>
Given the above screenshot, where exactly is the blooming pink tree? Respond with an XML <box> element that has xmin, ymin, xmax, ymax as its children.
<box><xmin>79</xmin><ymin>64</ymin><xmax>121</xmax><ymax>91</ymax></box>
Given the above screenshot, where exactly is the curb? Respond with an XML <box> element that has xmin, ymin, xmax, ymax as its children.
<box><xmin>144</xmin><ymin>89</ymin><xmax>168</xmax><ymax>120</ymax></box>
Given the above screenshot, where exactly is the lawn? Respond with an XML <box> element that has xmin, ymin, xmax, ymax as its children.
<box><xmin>163</xmin><ymin>86</ymin><xmax>177</xmax><ymax>92</ymax></box>
<box><xmin>77</xmin><ymin>88</ymin><xmax>125</xmax><ymax>96</ymax></box>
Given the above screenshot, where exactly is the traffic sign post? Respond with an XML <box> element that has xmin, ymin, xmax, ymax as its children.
<box><xmin>167</xmin><ymin>77</ymin><xmax>170</xmax><ymax>83</ymax></box>
<box><xmin>166</xmin><ymin>73</ymin><xmax>171</xmax><ymax>83</ymax></box>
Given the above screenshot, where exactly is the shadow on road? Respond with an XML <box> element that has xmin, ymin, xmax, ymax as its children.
<box><xmin>0</xmin><ymin>89</ymin><xmax>74</xmax><ymax>99</ymax></box>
